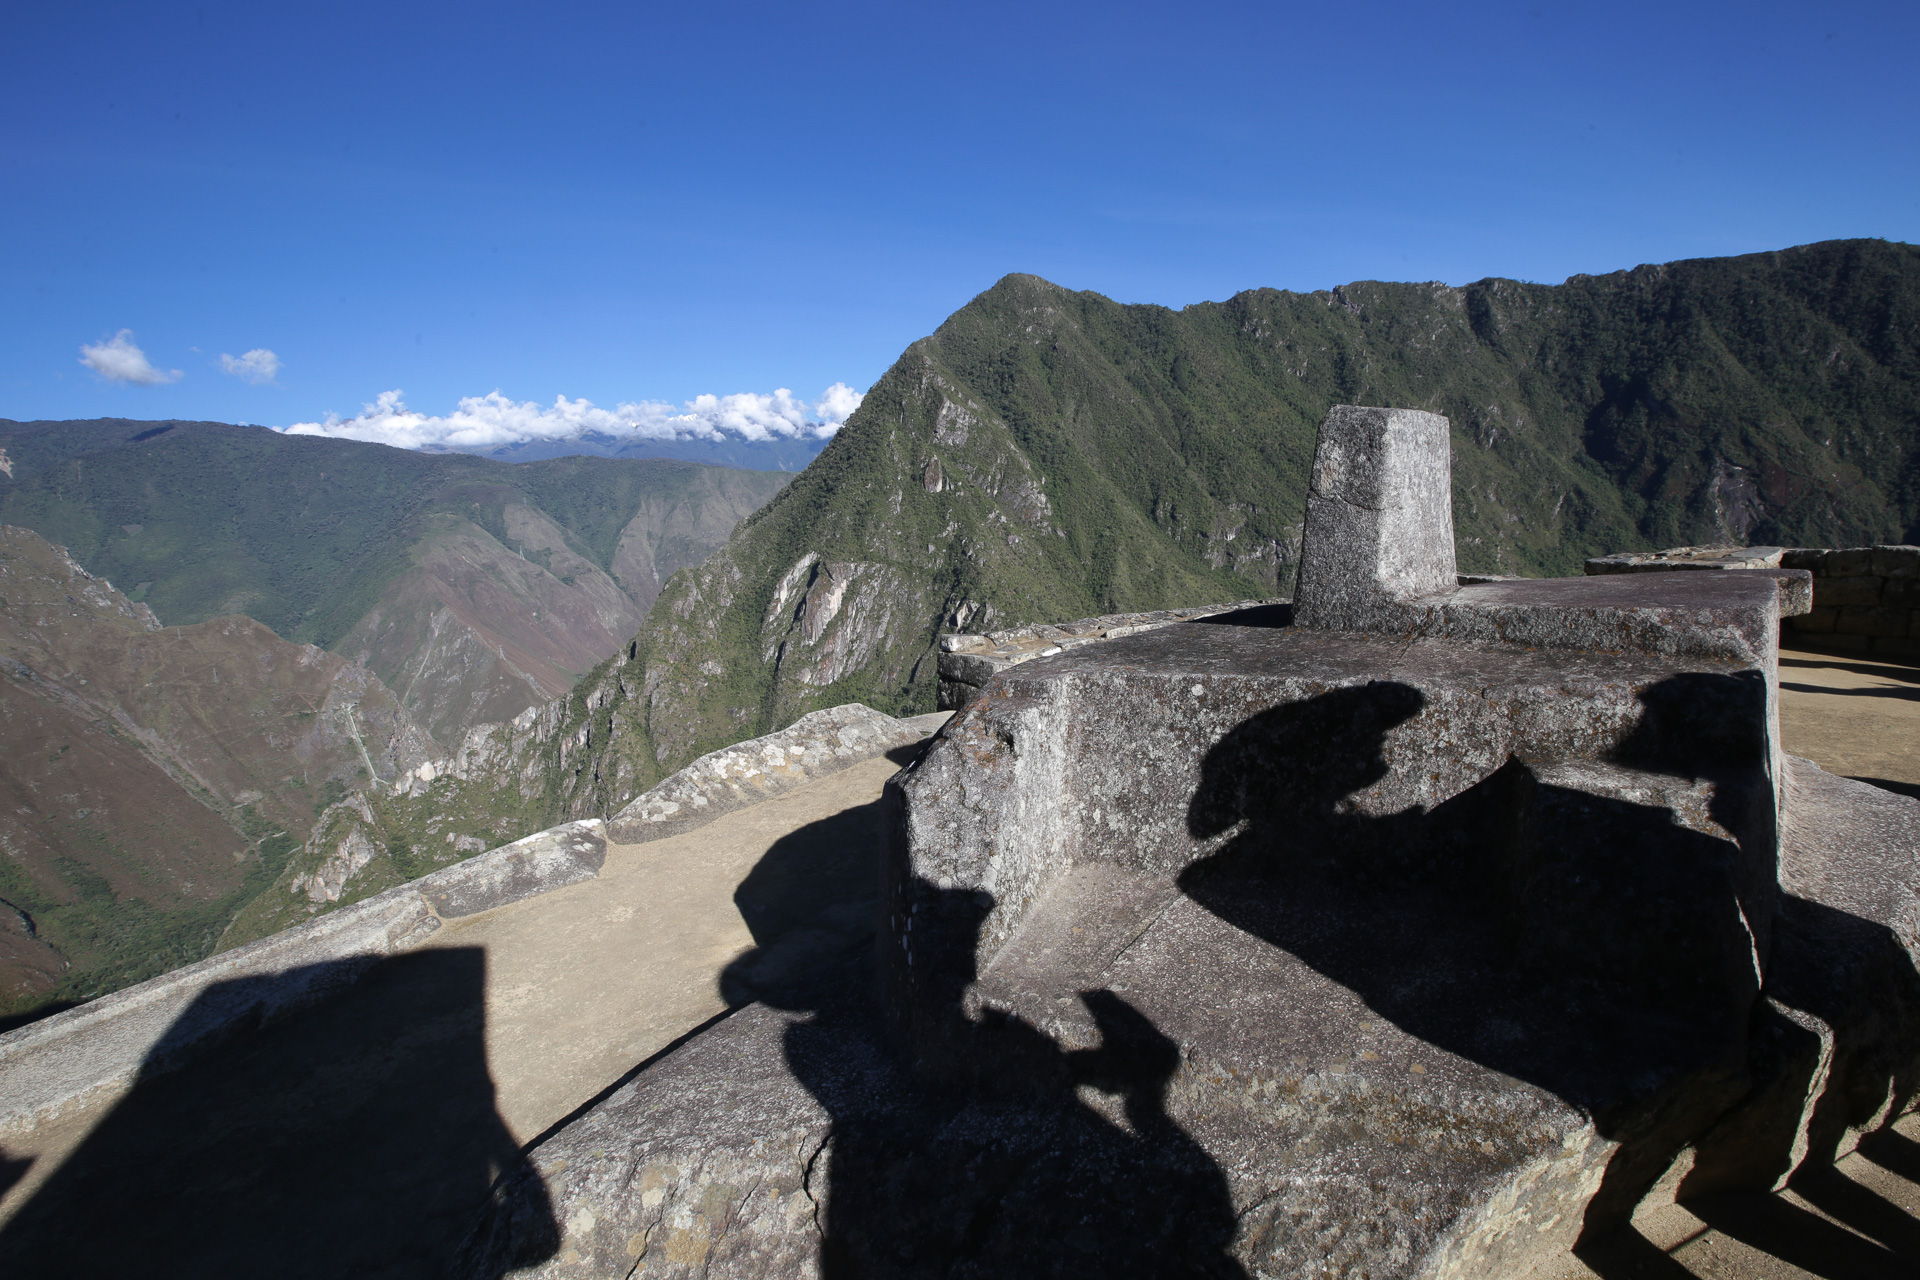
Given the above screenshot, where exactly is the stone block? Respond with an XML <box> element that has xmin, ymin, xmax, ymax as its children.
<box><xmin>938</xmin><ymin>676</ymin><xmax>984</xmax><ymax>711</ymax></box>
<box><xmin>1789</xmin><ymin>605</ymin><xmax>1839</xmax><ymax>634</ymax></box>
<box><xmin>1293</xmin><ymin>405</ymin><xmax>1456</xmax><ymax>630</ymax></box>
<box><xmin>939</xmin><ymin>649</ymin><xmax>1011</xmax><ymax>688</ymax></box>
<box><xmin>876</xmin><ymin>623</ymin><xmax>1782</xmax><ymax>1267</ymax></box>
<box><xmin>1871</xmin><ymin>545</ymin><xmax>1920</xmax><ymax>578</ymax></box>
<box><xmin>1816</xmin><ymin>576</ymin><xmax>1883</xmax><ymax>607</ymax></box>
<box><xmin>1585</xmin><ymin>547</ymin><xmax>1785</xmax><ymax>574</ymax></box>
<box><xmin>1826</xmin><ymin>548</ymin><xmax>1874</xmax><ymax>577</ymax></box>
<box><xmin>1837</xmin><ymin>605</ymin><xmax>1907</xmax><ymax>638</ymax></box>
<box><xmin>935</xmin><ymin>600</ymin><xmax>1288</xmax><ymax>710</ymax></box>
<box><xmin>1336</xmin><ymin>570</ymin><xmax>1789</xmax><ymax>665</ymax></box>
<box><xmin>607</xmin><ymin>704</ymin><xmax>929</xmax><ymax>843</ymax></box>
<box><xmin>416</xmin><ymin>820</ymin><xmax>604</xmax><ymax>919</ymax></box>
<box><xmin>1781</xmin><ymin>549</ymin><xmax>1829</xmax><ymax>572</ymax></box>
<box><xmin>1771</xmin><ymin>569</ymin><xmax>1814</xmax><ymax>616</ymax></box>
<box><xmin>1880</xmin><ymin>578</ymin><xmax>1920</xmax><ymax>609</ymax></box>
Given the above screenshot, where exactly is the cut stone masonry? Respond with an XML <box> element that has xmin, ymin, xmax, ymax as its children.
<box><xmin>1589</xmin><ymin>543</ymin><xmax>1920</xmax><ymax>664</ymax></box>
<box><xmin>456</xmin><ymin>406</ymin><xmax>1918</xmax><ymax>1280</ymax></box>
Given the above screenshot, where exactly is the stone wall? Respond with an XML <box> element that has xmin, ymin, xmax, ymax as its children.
<box><xmin>1779</xmin><ymin>546</ymin><xmax>1920</xmax><ymax>662</ymax></box>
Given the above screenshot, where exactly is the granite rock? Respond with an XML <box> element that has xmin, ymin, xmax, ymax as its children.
<box><xmin>607</xmin><ymin>705</ymin><xmax>939</xmax><ymax>844</ymax></box>
<box><xmin>417</xmin><ymin>820</ymin><xmax>607</xmax><ymax>919</ymax></box>
<box><xmin>1293</xmin><ymin>406</ymin><xmax>1456</xmax><ymax>631</ymax></box>
<box><xmin>449</xmin><ymin>409</ymin><xmax>1920</xmax><ymax>1280</ymax></box>
<box><xmin>933</xmin><ymin>600</ymin><xmax>1283</xmax><ymax>712</ymax></box>
<box><xmin>880</xmin><ymin>622</ymin><xmax>1782</xmax><ymax>1271</ymax></box>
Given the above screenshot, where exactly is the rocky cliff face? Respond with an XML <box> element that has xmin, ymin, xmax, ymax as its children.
<box><xmin>487</xmin><ymin>239</ymin><xmax>1920</xmax><ymax>821</ymax></box>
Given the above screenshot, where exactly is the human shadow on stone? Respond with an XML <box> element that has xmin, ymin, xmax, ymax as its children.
<box><xmin>1174</xmin><ymin>679</ymin><xmax>1811</xmax><ymax>1239</ymax></box>
<box><xmin>720</xmin><ymin>797</ymin><xmax>888</xmax><ymax>1007</ymax></box>
<box><xmin>0</xmin><ymin>948</ymin><xmax>556</xmax><ymax>1279</ymax></box>
<box><xmin>1566</xmin><ymin>1225</ymin><xmax>1697</xmax><ymax>1280</ymax></box>
<box><xmin>1779</xmin><ymin>681</ymin><xmax>1920</xmax><ymax>702</ymax></box>
<box><xmin>750</xmin><ymin>873</ymin><xmax>1245</xmax><ymax>1278</ymax></box>
<box><xmin>1786</xmin><ymin>1162</ymin><xmax>1920</xmax><ymax>1259</ymax></box>
<box><xmin>0</xmin><ymin>1149</ymin><xmax>30</xmax><ymax>1199</ymax></box>
<box><xmin>1722</xmin><ymin>893</ymin><xmax>1920</xmax><ymax>1187</ymax></box>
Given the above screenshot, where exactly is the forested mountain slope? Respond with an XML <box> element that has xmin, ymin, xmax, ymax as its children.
<box><xmin>0</xmin><ymin>421</ymin><xmax>789</xmax><ymax>740</ymax></box>
<box><xmin>511</xmin><ymin>238</ymin><xmax>1919</xmax><ymax>821</ymax></box>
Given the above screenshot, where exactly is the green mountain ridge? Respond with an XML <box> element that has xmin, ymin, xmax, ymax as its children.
<box><xmin>504</xmin><ymin>238</ymin><xmax>1920</xmax><ymax>823</ymax></box>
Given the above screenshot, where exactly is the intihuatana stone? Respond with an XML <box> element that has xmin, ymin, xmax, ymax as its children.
<box><xmin>452</xmin><ymin>407</ymin><xmax>1918</xmax><ymax>1280</ymax></box>
<box><xmin>1292</xmin><ymin>405</ymin><xmax>1457</xmax><ymax>630</ymax></box>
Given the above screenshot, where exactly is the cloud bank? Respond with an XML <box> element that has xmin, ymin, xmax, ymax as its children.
<box><xmin>219</xmin><ymin>348</ymin><xmax>282</xmax><ymax>384</ymax></box>
<box><xmin>80</xmin><ymin>331</ymin><xmax>182</xmax><ymax>385</ymax></box>
<box><xmin>280</xmin><ymin>383</ymin><xmax>864</xmax><ymax>452</ymax></box>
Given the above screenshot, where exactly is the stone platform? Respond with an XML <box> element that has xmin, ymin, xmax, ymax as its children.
<box><xmin>0</xmin><ymin>711</ymin><xmax>949</xmax><ymax>1274</ymax></box>
<box><xmin>452</xmin><ymin>406</ymin><xmax>1919</xmax><ymax>1279</ymax></box>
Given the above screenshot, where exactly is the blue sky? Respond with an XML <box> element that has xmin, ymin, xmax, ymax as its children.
<box><xmin>3</xmin><ymin>0</ymin><xmax>1915</xmax><ymax>451</ymax></box>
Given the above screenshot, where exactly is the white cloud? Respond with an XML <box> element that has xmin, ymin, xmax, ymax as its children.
<box><xmin>279</xmin><ymin>383</ymin><xmax>865</xmax><ymax>452</ymax></box>
<box><xmin>218</xmin><ymin>348</ymin><xmax>283</xmax><ymax>385</ymax></box>
<box><xmin>79</xmin><ymin>330</ymin><xmax>182</xmax><ymax>386</ymax></box>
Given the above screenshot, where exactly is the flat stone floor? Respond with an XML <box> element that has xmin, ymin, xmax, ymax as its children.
<box><xmin>428</xmin><ymin>751</ymin><xmax>903</xmax><ymax>1144</ymax></box>
<box><xmin>1776</xmin><ymin>646</ymin><xmax>1920</xmax><ymax>798</ymax></box>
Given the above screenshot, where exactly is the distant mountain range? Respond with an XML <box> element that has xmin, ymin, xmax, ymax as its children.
<box><xmin>448</xmin><ymin>430</ymin><xmax>827</xmax><ymax>471</ymax></box>
<box><xmin>0</xmin><ymin>527</ymin><xmax>440</xmax><ymax>1015</ymax></box>
<box><xmin>0</xmin><ymin>430</ymin><xmax>789</xmax><ymax>1019</ymax></box>
<box><xmin>0</xmin><ymin>420</ymin><xmax>789</xmax><ymax>744</ymax></box>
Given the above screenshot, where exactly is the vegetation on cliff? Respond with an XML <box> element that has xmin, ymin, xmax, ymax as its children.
<box><xmin>513</xmin><ymin>238</ymin><xmax>1920</xmax><ymax>819</ymax></box>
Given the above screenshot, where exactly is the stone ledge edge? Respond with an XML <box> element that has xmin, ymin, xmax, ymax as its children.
<box><xmin>606</xmin><ymin>705</ymin><xmax>948</xmax><ymax>844</ymax></box>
